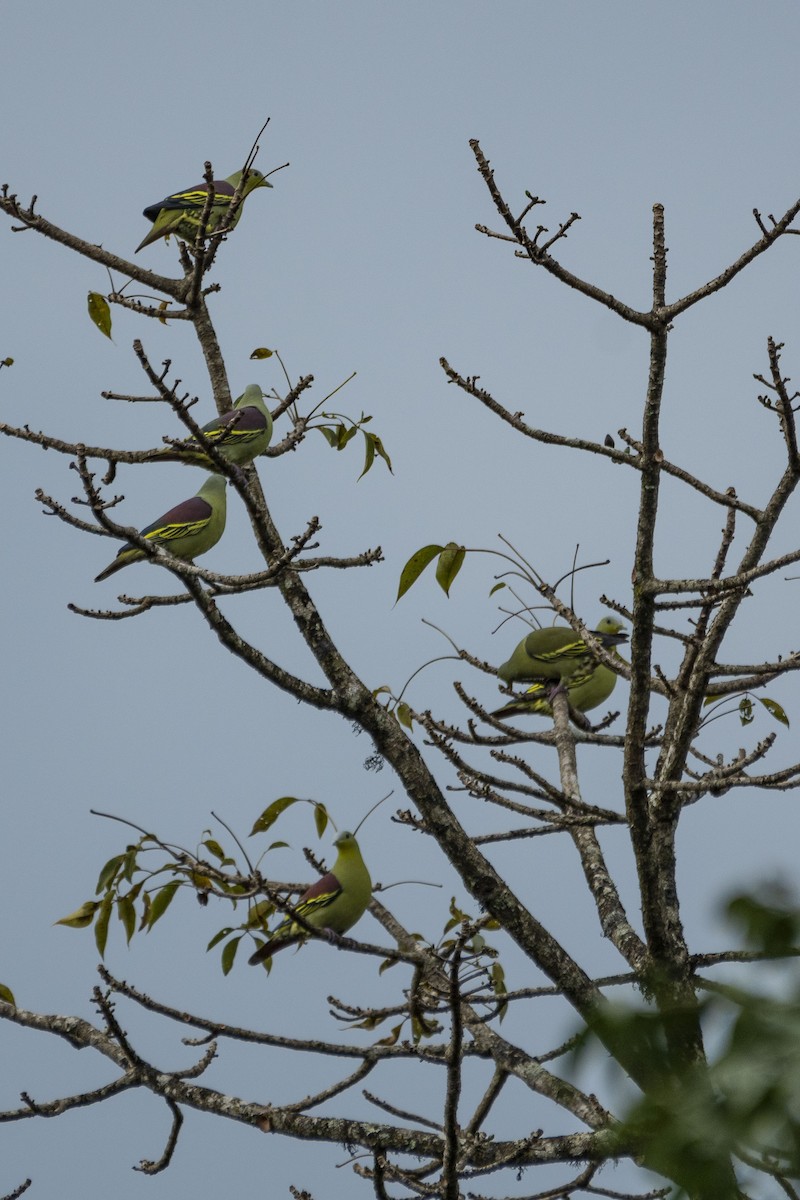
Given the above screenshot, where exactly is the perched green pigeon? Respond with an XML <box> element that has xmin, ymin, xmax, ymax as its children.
<box><xmin>94</xmin><ymin>474</ymin><xmax>227</xmax><ymax>582</ymax></box>
<box><xmin>497</xmin><ymin>616</ymin><xmax>628</xmax><ymax>685</ymax></box>
<box><xmin>135</xmin><ymin>168</ymin><xmax>271</xmax><ymax>252</ymax></box>
<box><xmin>493</xmin><ymin>657</ymin><xmax>621</xmax><ymax>721</ymax></box>
<box><xmin>248</xmin><ymin>832</ymin><xmax>372</xmax><ymax>966</ymax></box>
<box><xmin>147</xmin><ymin>385</ymin><xmax>273</xmax><ymax>472</ymax></box>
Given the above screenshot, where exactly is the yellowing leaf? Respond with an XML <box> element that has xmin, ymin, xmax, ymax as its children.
<box><xmin>0</xmin><ymin>983</ymin><xmax>16</xmax><ymax>1007</ymax></box>
<box><xmin>55</xmin><ymin>901</ymin><xmax>99</xmax><ymax>929</ymax></box>
<box><xmin>87</xmin><ymin>291</ymin><xmax>112</xmax><ymax>340</ymax></box>
<box><xmin>250</xmin><ymin>347</ymin><xmax>274</xmax><ymax>359</ymax></box>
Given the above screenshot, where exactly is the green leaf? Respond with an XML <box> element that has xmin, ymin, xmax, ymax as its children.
<box><xmin>336</xmin><ymin>423</ymin><xmax>359</xmax><ymax>450</ymax></box>
<box><xmin>250</xmin><ymin>796</ymin><xmax>301</xmax><ymax>836</ymax></box>
<box><xmin>435</xmin><ymin>543</ymin><xmax>466</xmax><ymax>597</ymax></box>
<box><xmin>359</xmin><ymin>430</ymin><xmax>376</xmax><ymax>479</ymax></box>
<box><xmin>490</xmin><ymin>962</ymin><xmax>508</xmax><ymax>1022</ymax></box>
<box><xmin>95</xmin><ymin>892</ymin><xmax>113</xmax><ymax>958</ymax></box>
<box><xmin>371</xmin><ymin>433</ymin><xmax>392</xmax><ymax>474</ymax></box>
<box><xmin>0</xmin><ymin>983</ymin><xmax>16</xmax><ymax>1006</ymax></box>
<box><xmin>378</xmin><ymin>957</ymin><xmax>397</xmax><ymax>975</ymax></box>
<box><xmin>246</xmin><ymin>900</ymin><xmax>275</xmax><ymax>929</ymax></box>
<box><xmin>758</xmin><ymin>696</ymin><xmax>790</xmax><ymax>727</ymax></box>
<box><xmin>203</xmin><ymin>839</ymin><xmax>226</xmax><ymax>861</ymax></box>
<box><xmin>489</xmin><ymin>582</ymin><xmax>506</xmax><ymax>596</ymax></box>
<box><xmin>117</xmin><ymin>895</ymin><xmax>136</xmax><ymax>945</ymax></box>
<box><xmin>207</xmin><ymin>927</ymin><xmax>233</xmax><ymax>952</ymax></box>
<box><xmin>396</xmin><ymin>702</ymin><xmax>414</xmax><ymax>731</ymax></box>
<box><xmin>249</xmin><ymin>346</ymin><xmax>274</xmax><ymax>359</ymax></box>
<box><xmin>96</xmin><ymin>854</ymin><xmax>124</xmax><ymax>895</ymax></box>
<box><xmin>0</xmin><ymin>357</ymin><xmax>14</xmax><ymax>368</ymax></box>
<box><xmin>314</xmin><ymin>803</ymin><xmax>329</xmax><ymax>839</ymax></box>
<box><xmin>87</xmin><ymin>291</ymin><xmax>112</xmax><ymax>339</ymax></box>
<box><xmin>122</xmin><ymin>847</ymin><xmax>139</xmax><ymax>883</ymax></box>
<box><xmin>316</xmin><ymin>426</ymin><xmax>338</xmax><ymax>448</ymax></box>
<box><xmin>55</xmin><ymin>900</ymin><xmax>98</xmax><ymax>929</ymax></box>
<box><xmin>145</xmin><ymin>880</ymin><xmax>180</xmax><ymax>929</ymax></box>
<box><xmin>221</xmin><ymin>936</ymin><xmax>241</xmax><ymax>976</ymax></box>
<box><xmin>396</xmin><ymin>544</ymin><xmax>444</xmax><ymax>602</ymax></box>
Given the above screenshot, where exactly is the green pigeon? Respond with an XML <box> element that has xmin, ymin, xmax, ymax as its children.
<box><xmin>94</xmin><ymin>474</ymin><xmax>227</xmax><ymax>582</ymax></box>
<box><xmin>493</xmin><ymin>657</ymin><xmax>622</xmax><ymax>721</ymax></box>
<box><xmin>147</xmin><ymin>385</ymin><xmax>273</xmax><ymax>472</ymax></box>
<box><xmin>497</xmin><ymin>616</ymin><xmax>628</xmax><ymax>685</ymax></box>
<box><xmin>249</xmin><ymin>832</ymin><xmax>372</xmax><ymax>966</ymax></box>
<box><xmin>135</xmin><ymin>168</ymin><xmax>271</xmax><ymax>252</ymax></box>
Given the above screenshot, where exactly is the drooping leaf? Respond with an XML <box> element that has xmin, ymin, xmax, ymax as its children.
<box><xmin>55</xmin><ymin>901</ymin><xmax>98</xmax><ymax>929</ymax></box>
<box><xmin>117</xmin><ymin>895</ymin><xmax>136</xmax><ymax>945</ymax></box>
<box><xmin>358</xmin><ymin>431</ymin><xmax>393</xmax><ymax>479</ymax></box>
<box><xmin>0</xmin><ymin>983</ymin><xmax>16</xmax><ymax>1006</ymax></box>
<box><xmin>314</xmin><ymin>803</ymin><xmax>329</xmax><ymax>839</ymax></box>
<box><xmin>250</xmin><ymin>347</ymin><xmax>274</xmax><ymax>359</ymax></box>
<box><xmin>221</xmin><ymin>935</ymin><xmax>241</xmax><ymax>975</ymax></box>
<box><xmin>396</xmin><ymin>544</ymin><xmax>444</xmax><ymax>602</ymax></box>
<box><xmin>94</xmin><ymin>892</ymin><xmax>113</xmax><ymax>958</ymax></box>
<box><xmin>396</xmin><ymin>702</ymin><xmax>414</xmax><ymax>731</ymax></box>
<box><xmin>435</xmin><ymin>543</ymin><xmax>466</xmax><ymax>597</ymax></box>
<box><xmin>489</xmin><ymin>582</ymin><xmax>506</xmax><ymax>596</ymax></box>
<box><xmin>87</xmin><ymin>291</ymin><xmax>112</xmax><ymax>339</ymax></box>
<box><xmin>207</xmin><ymin>927</ymin><xmax>233</xmax><ymax>952</ymax></box>
<box><xmin>96</xmin><ymin>854</ymin><xmax>124</xmax><ymax>895</ymax></box>
<box><xmin>145</xmin><ymin>880</ymin><xmax>180</xmax><ymax>930</ymax></box>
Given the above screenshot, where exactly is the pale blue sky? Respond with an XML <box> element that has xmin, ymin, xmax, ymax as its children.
<box><xmin>2</xmin><ymin>3</ymin><xmax>800</xmax><ymax>1196</ymax></box>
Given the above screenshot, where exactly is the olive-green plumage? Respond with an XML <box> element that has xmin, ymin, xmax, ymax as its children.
<box><xmin>497</xmin><ymin>616</ymin><xmax>628</xmax><ymax>685</ymax></box>
<box><xmin>148</xmin><ymin>385</ymin><xmax>273</xmax><ymax>471</ymax></box>
<box><xmin>135</xmin><ymin>168</ymin><xmax>271</xmax><ymax>252</ymax></box>
<box><xmin>248</xmin><ymin>832</ymin><xmax>372</xmax><ymax>966</ymax></box>
<box><xmin>94</xmin><ymin>474</ymin><xmax>227</xmax><ymax>582</ymax></box>
<box><xmin>493</xmin><ymin>658</ymin><xmax>621</xmax><ymax>720</ymax></box>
